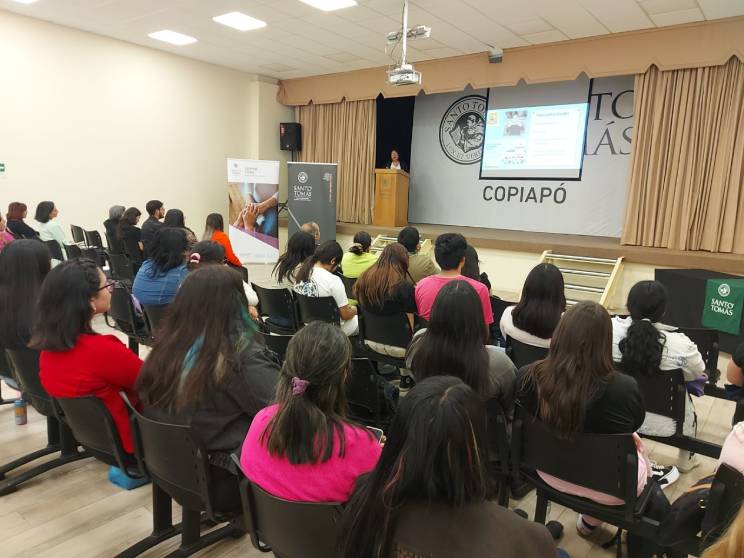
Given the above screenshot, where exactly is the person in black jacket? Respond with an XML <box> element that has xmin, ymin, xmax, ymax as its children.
<box><xmin>140</xmin><ymin>199</ymin><xmax>165</xmax><ymax>257</ymax></box>
<box><xmin>6</xmin><ymin>202</ymin><xmax>38</xmax><ymax>239</ymax></box>
<box><xmin>135</xmin><ymin>264</ymin><xmax>280</xmax><ymax>511</ymax></box>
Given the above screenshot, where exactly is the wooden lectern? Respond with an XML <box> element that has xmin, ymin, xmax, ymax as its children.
<box><xmin>373</xmin><ymin>169</ymin><xmax>409</xmax><ymax>227</ymax></box>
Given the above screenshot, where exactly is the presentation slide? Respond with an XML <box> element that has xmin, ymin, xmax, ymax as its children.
<box><xmin>480</xmin><ymin>77</ymin><xmax>591</xmax><ymax>180</ymax></box>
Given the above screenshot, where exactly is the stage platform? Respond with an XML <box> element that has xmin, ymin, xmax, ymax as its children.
<box><xmin>335</xmin><ymin>222</ymin><xmax>743</xmax><ymax>275</ymax></box>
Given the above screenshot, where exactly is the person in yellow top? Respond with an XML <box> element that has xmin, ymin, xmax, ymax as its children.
<box><xmin>340</xmin><ymin>232</ymin><xmax>377</xmax><ymax>278</ymax></box>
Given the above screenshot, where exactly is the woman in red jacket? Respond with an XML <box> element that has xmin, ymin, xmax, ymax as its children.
<box><xmin>30</xmin><ymin>258</ymin><xmax>143</xmax><ymax>453</ymax></box>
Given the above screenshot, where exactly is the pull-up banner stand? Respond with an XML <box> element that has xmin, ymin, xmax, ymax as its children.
<box><xmin>287</xmin><ymin>162</ymin><xmax>338</xmax><ymax>243</ymax></box>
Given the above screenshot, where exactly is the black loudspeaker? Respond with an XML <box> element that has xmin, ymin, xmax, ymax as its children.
<box><xmin>280</xmin><ymin>122</ymin><xmax>301</xmax><ymax>151</ymax></box>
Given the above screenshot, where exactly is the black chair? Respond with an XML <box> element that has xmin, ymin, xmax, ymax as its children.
<box><xmin>125</xmin><ymin>397</ymin><xmax>245</xmax><ymax>557</ymax></box>
<box><xmin>0</xmin><ymin>350</ymin><xmax>18</xmax><ymax>405</ymax></box>
<box><xmin>232</xmin><ymin>455</ymin><xmax>343</xmax><ymax>558</ymax></box>
<box><xmin>109</xmin><ymin>253</ymin><xmax>135</xmax><ymax>283</ymax></box>
<box><xmin>70</xmin><ymin>224</ymin><xmax>86</xmax><ymax>246</ymax></box>
<box><xmin>635</xmin><ymin>369</ymin><xmax>722</xmax><ymax>458</ymax></box>
<box><xmin>143</xmin><ymin>304</ymin><xmax>170</xmax><ymax>335</ymax></box>
<box><xmin>0</xmin><ymin>349</ymin><xmax>88</xmax><ymax>496</ymax></box>
<box><xmin>44</xmin><ymin>239</ymin><xmax>64</xmax><ymax>261</ymax></box>
<box><xmin>490</xmin><ymin>296</ymin><xmax>515</xmax><ymax>325</ymax></box>
<box><xmin>84</xmin><ymin>229</ymin><xmax>104</xmax><ymax>249</ymax></box>
<box><xmin>340</xmin><ymin>274</ymin><xmax>357</xmax><ymax>300</ymax></box>
<box><xmin>485</xmin><ymin>398</ymin><xmax>512</xmax><ymax>506</ymax></box>
<box><xmin>63</xmin><ymin>243</ymin><xmax>82</xmax><ymax>259</ymax></box>
<box><xmin>295</xmin><ymin>293</ymin><xmax>340</xmax><ymax>326</ymax></box>
<box><xmin>108</xmin><ymin>284</ymin><xmax>151</xmax><ymax>354</ymax></box>
<box><xmin>507</xmin><ymin>338</ymin><xmax>549</xmax><ymax>368</ymax></box>
<box><xmin>252</xmin><ymin>284</ymin><xmax>299</xmax><ymax>335</ymax></box>
<box><xmin>263</xmin><ymin>335</ymin><xmax>292</xmax><ymax>364</ymax></box>
<box><xmin>105</xmin><ymin>231</ymin><xmax>124</xmax><ymax>254</ymax></box>
<box><xmin>123</xmin><ymin>237</ymin><xmax>144</xmax><ymax>267</ymax></box>
<box><xmin>676</xmin><ymin>327</ymin><xmax>725</xmax><ymax>396</ymax></box>
<box><xmin>347</xmin><ymin>358</ymin><xmax>393</xmax><ymax>428</ymax></box>
<box><xmin>357</xmin><ymin>307</ymin><xmax>413</xmax><ymax>368</ymax></box>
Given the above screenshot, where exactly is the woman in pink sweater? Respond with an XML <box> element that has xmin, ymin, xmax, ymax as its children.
<box><xmin>240</xmin><ymin>322</ymin><xmax>381</xmax><ymax>502</ymax></box>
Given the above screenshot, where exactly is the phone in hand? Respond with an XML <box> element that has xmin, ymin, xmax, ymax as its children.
<box><xmin>367</xmin><ymin>426</ymin><xmax>384</xmax><ymax>442</ymax></box>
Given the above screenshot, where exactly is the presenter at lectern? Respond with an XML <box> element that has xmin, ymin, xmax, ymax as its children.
<box><xmin>388</xmin><ymin>149</ymin><xmax>407</xmax><ymax>172</ymax></box>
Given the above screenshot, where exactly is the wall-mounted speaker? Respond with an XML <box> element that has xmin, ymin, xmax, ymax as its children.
<box><xmin>280</xmin><ymin>122</ymin><xmax>302</xmax><ymax>151</ymax></box>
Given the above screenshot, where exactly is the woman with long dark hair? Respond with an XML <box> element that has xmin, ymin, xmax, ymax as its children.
<box><xmin>501</xmin><ymin>263</ymin><xmax>565</xmax><ymax>348</ymax></box>
<box><xmin>614</xmin><ymin>280</ymin><xmax>705</xmax><ymax>472</ymax></box>
<box><xmin>407</xmin><ymin>280</ymin><xmax>516</xmax><ymax>414</ymax></box>
<box><xmin>340</xmin><ymin>231</ymin><xmax>377</xmax><ymax>279</ymax></box>
<box><xmin>6</xmin><ymin>202</ymin><xmax>38</xmax><ymax>239</ymax></box>
<box><xmin>116</xmin><ymin>206</ymin><xmax>143</xmax><ymax>264</ymax></box>
<box><xmin>339</xmin><ymin>376</ymin><xmax>555</xmax><ymax>558</ymax></box>
<box><xmin>35</xmin><ymin>200</ymin><xmax>69</xmax><ymax>256</ymax></box>
<box><xmin>164</xmin><ymin>208</ymin><xmax>197</xmax><ymax>245</ymax></box>
<box><xmin>203</xmin><ymin>213</ymin><xmax>242</xmax><ymax>268</ymax></box>
<box><xmin>294</xmin><ymin>241</ymin><xmax>358</xmax><ymax>336</ymax></box>
<box><xmin>30</xmin><ymin>259</ymin><xmax>143</xmax><ymax>453</ymax></box>
<box><xmin>272</xmin><ymin>231</ymin><xmax>316</xmax><ymax>287</ymax></box>
<box><xmin>240</xmin><ymin>322</ymin><xmax>381</xmax><ymax>502</ymax></box>
<box><xmin>462</xmin><ymin>244</ymin><xmax>491</xmax><ymax>292</ymax></box>
<box><xmin>132</xmin><ymin>227</ymin><xmax>189</xmax><ymax>305</ymax></box>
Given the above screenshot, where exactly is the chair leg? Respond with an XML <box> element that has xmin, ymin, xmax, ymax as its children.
<box><xmin>534</xmin><ymin>491</ymin><xmax>549</xmax><ymax>524</ymax></box>
<box><xmin>113</xmin><ymin>484</ymin><xmax>181</xmax><ymax>558</ymax></box>
<box><xmin>163</xmin><ymin>508</ymin><xmax>243</xmax><ymax>558</ymax></box>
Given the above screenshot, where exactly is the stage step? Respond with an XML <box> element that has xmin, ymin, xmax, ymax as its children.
<box><xmin>540</xmin><ymin>250</ymin><xmax>624</xmax><ymax>309</ymax></box>
<box><xmin>558</xmin><ymin>267</ymin><xmax>612</xmax><ymax>278</ymax></box>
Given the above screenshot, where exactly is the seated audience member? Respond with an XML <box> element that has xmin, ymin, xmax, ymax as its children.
<box><xmin>0</xmin><ymin>211</ymin><xmax>14</xmax><ymax>253</ymax></box>
<box><xmin>164</xmin><ymin>208</ymin><xmax>197</xmax><ymax>245</ymax></box>
<box><xmin>240</xmin><ymin>322</ymin><xmax>381</xmax><ymax>502</ymax></box>
<box><xmin>701</xmin><ymin>502</ymin><xmax>744</xmax><ymax>558</ymax></box>
<box><xmin>397</xmin><ymin>226</ymin><xmax>438</xmax><ymax>283</ymax></box>
<box><xmin>117</xmin><ymin>207</ymin><xmax>143</xmax><ymax>265</ymax></box>
<box><xmin>35</xmin><ymin>201</ymin><xmax>69</xmax><ymax>254</ymax></box>
<box><xmin>140</xmin><ymin>199</ymin><xmax>165</xmax><ymax>256</ymax></box>
<box><xmin>407</xmin><ymin>280</ymin><xmax>517</xmax><ymax>416</ymax></box>
<box><xmin>727</xmin><ymin>342</ymin><xmax>744</xmax><ymax>389</ymax></box>
<box><xmin>339</xmin><ymin>376</ymin><xmax>556</xmax><ymax>558</ymax></box>
<box><xmin>354</xmin><ymin>243</ymin><xmax>415</xmax><ymax>357</ymax></box>
<box><xmin>6</xmin><ymin>202</ymin><xmax>38</xmax><ymax>239</ymax></box>
<box><xmin>300</xmin><ymin>221</ymin><xmax>321</xmax><ymax>244</ymax></box>
<box><xmin>30</xmin><ymin>258</ymin><xmax>143</xmax><ymax>453</ymax></box>
<box><xmin>272</xmin><ymin>230</ymin><xmax>316</xmax><ymax>288</ymax></box>
<box><xmin>103</xmin><ymin>205</ymin><xmax>125</xmax><ymax>241</ymax></box>
<box><xmin>501</xmin><ymin>263</ymin><xmax>565</xmax><ymax>349</ymax></box>
<box><xmin>463</xmin><ymin>244</ymin><xmax>491</xmax><ymax>292</ymax></box>
<box><xmin>294</xmin><ymin>241</ymin><xmax>358</xmax><ymax>336</ymax></box>
<box><xmin>132</xmin><ymin>227</ymin><xmax>189</xmax><ymax>306</ymax></box>
<box><xmin>341</xmin><ymin>231</ymin><xmax>377</xmax><ymax>278</ymax></box>
<box><xmin>516</xmin><ymin>301</ymin><xmax>677</xmax><ymax>537</ymax></box>
<box><xmin>188</xmin><ymin>240</ymin><xmax>259</xmax><ymax>319</ymax></box>
<box><xmin>137</xmin><ymin>265</ymin><xmax>279</xmax><ymax>510</ymax></box>
<box><xmin>0</xmin><ymin>240</ymin><xmax>51</xmax><ymax>350</ymax></box>
<box><xmin>614</xmin><ymin>280</ymin><xmax>706</xmax><ymax>472</ymax></box>
<box><xmin>203</xmin><ymin>213</ymin><xmax>242</xmax><ymax>269</ymax></box>
<box><xmin>415</xmin><ymin>233</ymin><xmax>493</xmax><ymax>326</ymax></box>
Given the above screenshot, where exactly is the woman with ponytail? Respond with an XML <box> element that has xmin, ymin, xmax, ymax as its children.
<box><xmin>240</xmin><ymin>322</ymin><xmax>381</xmax><ymax>502</ymax></box>
<box><xmin>613</xmin><ymin>280</ymin><xmax>706</xmax><ymax>472</ymax></box>
<box><xmin>340</xmin><ymin>231</ymin><xmax>377</xmax><ymax>278</ymax></box>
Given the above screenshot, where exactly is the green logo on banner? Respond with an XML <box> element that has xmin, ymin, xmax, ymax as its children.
<box><xmin>701</xmin><ymin>278</ymin><xmax>744</xmax><ymax>335</ymax></box>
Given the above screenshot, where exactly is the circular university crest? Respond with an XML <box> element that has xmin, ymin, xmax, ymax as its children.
<box><xmin>718</xmin><ymin>283</ymin><xmax>731</xmax><ymax>298</ymax></box>
<box><xmin>297</xmin><ymin>171</ymin><xmax>309</xmax><ymax>184</ymax></box>
<box><xmin>439</xmin><ymin>95</ymin><xmax>487</xmax><ymax>165</ymax></box>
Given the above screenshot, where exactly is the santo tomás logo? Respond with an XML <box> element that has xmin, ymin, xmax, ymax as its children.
<box><xmin>297</xmin><ymin>171</ymin><xmax>309</xmax><ymax>184</ymax></box>
<box><xmin>439</xmin><ymin>95</ymin><xmax>486</xmax><ymax>165</ymax></box>
<box><xmin>718</xmin><ymin>283</ymin><xmax>731</xmax><ymax>298</ymax></box>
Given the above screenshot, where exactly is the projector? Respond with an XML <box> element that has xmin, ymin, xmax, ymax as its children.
<box><xmin>387</xmin><ymin>64</ymin><xmax>421</xmax><ymax>86</ymax></box>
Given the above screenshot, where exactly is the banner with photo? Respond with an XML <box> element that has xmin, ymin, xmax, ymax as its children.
<box><xmin>287</xmin><ymin>162</ymin><xmax>337</xmax><ymax>243</ymax></box>
<box><xmin>227</xmin><ymin>158</ymin><xmax>280</xmax><ymax>264</ymax></box>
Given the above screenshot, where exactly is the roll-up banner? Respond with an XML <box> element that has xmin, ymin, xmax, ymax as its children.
<box><xmin>287</xmin><ymin>162</ymin><xmax>338</xmax><ymax>243</ymax></box>
<box><xmin>227</xmin><ymin>158</ymin><xmax>280</xmax><ymax>264</ymax></box>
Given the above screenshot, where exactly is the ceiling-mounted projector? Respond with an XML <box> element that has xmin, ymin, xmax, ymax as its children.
<box><xmin>387</xmin><ymin>63</ymin><xmax>421</xmax><ymax>86</ymax></box>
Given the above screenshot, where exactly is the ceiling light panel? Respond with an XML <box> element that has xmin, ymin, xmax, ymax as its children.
<box><xmin>148</xmin><ymin>30</ymin><xmax>197</xmax><ymax>45</ymax></box>
<box><xmin>298</xmin><ymin>0</ymin><xmax>357</xmax><ymax>12</ymax></box>
<box><xmin>213</xmin><ymin>12</ymin><xmax>267</xmax><ymax>31</ymax></box>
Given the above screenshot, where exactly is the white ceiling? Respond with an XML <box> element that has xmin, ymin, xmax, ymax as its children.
<box><xmin>2</xmin><ymin>0</ymin><xmax>743</xmax><ymax>79</ymax></box>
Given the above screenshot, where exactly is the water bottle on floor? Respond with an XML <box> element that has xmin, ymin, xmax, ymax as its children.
<box><xmin>14</xmin><ymin>399</ymin><xmax>27</xmax><ymax>425</ymax></box>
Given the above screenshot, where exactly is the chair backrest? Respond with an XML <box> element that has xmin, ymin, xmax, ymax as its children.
<box><xmin>233</xmin><ymin>455</ymin><xmax>343</xmax><ymax>558</ymax></box>
<box><xmin>340</xmin><ymin>275</ymin><xmax>356</xmax><ymax>300</ymax></box>
<box><xmin>63</xmin><ymin>243</ymin><xmax>82</xmax><ymax>259</ymax></box>
<box><xmin>143</xmin><ymin>305</ymin><xmax>170</xmax><ymax>334</ymax></box>
<box><xmin>109</xmin><ymin>253</ymin><xmax>135</xmax><ymax>282</ymax></box>
<box><xmin>105</xmin><ymin>231</ymin><xmax>124</xmax><ymax>254</ymax></box>
<box><xmin>358</xmin><ymin>307</ymin><xmax>413</xmax><ymax>349</ymax></box>
<box><xmin>347</xmin><ymin>358</ymin><xmax>382</xmax><ymax>423</ymax></box>
<box><xmin>512</xmin><ymin>407</ymin><xmax>639</xmax><ymax>519</ymax></box>
<box><xmin>485</xmin><ymin>398</ymin><xmax>510</xmax><ymax>472</ymax></box>
<box><xmin>295</xmin><ymin>293</ymin><xmax>340</xmax><ymax>326</ymax></box>
<box><xmin>54</xmin><ymin>395</ymin><xmax>131</xmax><ymax>470</ymax></box>
<box><xmin>44</xmin><ymin>239</ymin><xmax>63</xmax><ymax>261</ymax></box>
<box><xmin>701</xmin><ymin>464</ymin><xmax>744</xmax><ymax>543</ymax></box>
<box><xmin>84</xmin><ymin>229</ymin><xmax>103</xmax><ymax>249</ymax></box>
<box><xmin>634</xmin><ymin>369</ymin><xmax>686</xmax><ymax>426</ymax></box>
<box><xmin>676</xmin><ymin>327</ymin><xmax>719</xmax><ymax>374</ymax></box>
<box><xmin>123</xmin><ymin>237</ymin><xmax>143</xmax><ymax>265</ymax></box>
<box><xmin>263</xmin><ymin>335</ymin><xmax>292</xmax><ymax>363</ymax></box>
<box><xmin>70</xmin><ymin>224</ymin><xmax>86</xmax><ymax>246</ymax></box>
<box><xmin>490</xmin><ymin>297</ymin><xmax>515</xmax><ymax>325</ymax></box>
<box><xmin>252</xmin><ymin>284</ymin><xmax>298</xmax><ymax>333</ymax></box>
<box><xmin>508</xmin><ymin>338</ymin><xmax>549</xmax><ymax>368</ymax></box>
<box><xmin>5</xmin><ymin>348</ymin><xmax>53</xmax><ymax>416</ymax></box>
<box><xmin>108</xmin><ymin>285</ymin><xmax>151</xmax><ymax>342</ymax></box>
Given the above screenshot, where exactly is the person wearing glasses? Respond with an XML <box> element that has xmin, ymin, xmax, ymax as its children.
<box><xmin>31</xmin><ymin>259</ymin><xmax>144</xmax><ymax>454</ymax></box>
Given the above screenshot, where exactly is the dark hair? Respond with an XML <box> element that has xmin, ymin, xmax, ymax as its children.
<box><xmin>339</xmin><ymin>376</ymin><xmax>489</xmax><ymax>558</ymax></box>
<box><xmin>29</xmin><ymin>259</ymin><xmax>102</xmax><ymax>351</ymax></box>
<box><xmin>354</xmin><ymin>243</ymin><xmax>410</xmax><ymax>308</ymax></box>
<box><xmin>146</xmin><ymin>200</ymin><xmax>163</xmax><ymax>216</ymax></box>
<box><xmin>148</xmin><ymin>227</ymin><xmax>188</xmax><ymax>275</ymax></box>
<box><xmin>261</xmin><ymin>322</ymin><xmax>355</xmax><ymax>464</ymax></box>
<box><xmin>163</xmin><ymin>209</ymin><xmax>186</xmax><ymax>228</ymax></box>
<box><xmin>7</xmin><ymin>202</ymin><xmax>27</xmax><ymax>221</ymax></box>
<box><xmin>512</xmin><ymin>263</ymin><xmax>566</xmax><ymax>339</ymax></box>
<box><xmin>108</xmin><ymin>205</ymin><xmax>126</xmax><ymax>220</ymax></box>
<box><xmin>0</xmin><ymin>240</ymin><xmax>52</xmax><ymax>349</ymax></box>
<box><xmin>203</xmin><ymin>213</ymin><xmax>224</xmax><ymax>240</ymax></box>
<box><xmin>462</xmin><ymin>245</ymin><xmax>481</xmax><ymax>282</ymax></box>
<box><xmin>294</xmin><ymin>240</ymin><xmax>343</xmax><ymax>284</ymax></box>
<box><xmin>397</xmin><ymin>226</ymin><xmax>420</xmax><ymax>253</ymax></box>
<box><xmin>618</xmin><ymin>280</ymin><xmax>667</xmax><ymax>377</ymax></box>
<box><xmin>349</xmin><ymin>231</ymin><xmax>372</xmax><ymax>255</ymax></box>
<box><xmin>117</xmin><ymin>207</ymin><xmax>141</xmax><ymax>240</ymax></box>
<box><xmin>408</xmin><ymin>280</ymin><xmax>491</xmax><ymax>396</ymax></box>
<box><xmin>524</xmin><ymin>301</ymin><xmax>615</xmax><ymax>437</ymax></box>
<box><xmin>137</xmin><ymin>265</ymin><xmax>254</xmax><ymax>411</ymax></box>
<box><xmin>272</xmin><ymin>231</ymin><xmax>316</xmax><ymax>284</ymax></box>
<box><xmin>433</xmin><ymin>233</ymin><xmax>467</xmax><ymax>271</ymax></box>
<box><xmin>188</xmin><ymin>240</ymin><xmax>225</xmax><ymax>270</ymax></box>
<box><xmin>34</xmin><ymin>201</ymin><xmax>55</xmax><ymax>224</ymax></box>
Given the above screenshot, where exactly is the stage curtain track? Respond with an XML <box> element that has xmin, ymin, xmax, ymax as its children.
<box><xmin>622</xmin><ymin>57</ymin><xmax>744</xmax><ymax>253</ymax></box>
<box><xmin>296</xmin><ymin>99</ymin><xmax>376</xmax><ymax>224</ymax></box>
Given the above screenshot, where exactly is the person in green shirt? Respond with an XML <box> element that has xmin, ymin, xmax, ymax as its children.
<box><xmin>397</xmin><ymin>226</ymin><xmax>439</xmax><ymax>284</ymax></box>
<box><xmin>340</xmin><ymin>231</ymin><xmax>377</xmax><ymax>279</ymax></box>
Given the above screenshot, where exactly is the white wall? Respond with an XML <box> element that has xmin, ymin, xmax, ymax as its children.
<box><xmin>0</xmin><ymin>11</ymin><xmax>291</xmax><ymax>237</ymax></box>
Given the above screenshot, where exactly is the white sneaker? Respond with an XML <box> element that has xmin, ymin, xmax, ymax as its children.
<box><xmin>650</xmin><ymin>463</ymin><xmax>679</xmax><ymax>489</ymax></box>
<box><xmin>676</xmin><ymin>451</ymin><xmax>700</xmax><ymax>473</ymax></box>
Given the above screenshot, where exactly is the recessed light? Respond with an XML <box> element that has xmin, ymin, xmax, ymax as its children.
<box><xmin>213</xmin><ymin>12</ymin><xmax>267</xmax><ymax>32</ymax></box>
<box><xmin>299</xmin><ymin>0</ymin><xmax>357</xmax><ymax>12</ymax></box>
<box><xmin>10</xmin><ymin>0</ymin><xmax>39</xmax><ymax>4</ymax></box>
<box><xmin>148</xmin><ymin>30</ymin><xmax>197</xmax><ymax>46</ymax></box>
